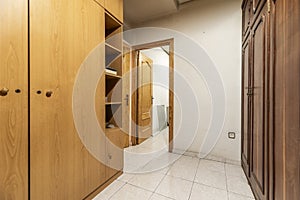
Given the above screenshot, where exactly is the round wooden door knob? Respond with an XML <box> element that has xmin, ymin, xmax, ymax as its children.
<box><xmin>0</xmin><ymin>88</ymin><xmax>9</xmax><ymax>96</ymax></box>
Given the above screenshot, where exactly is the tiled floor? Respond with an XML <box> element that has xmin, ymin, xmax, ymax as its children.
<box><xmin>123</xmin><ymin>128</ymin><xmax>170</xmax><ymax>173</ymax></box>
<box><xmin>94</xmin><ymin>130</ymin><xmax>255</xmax><ymax>200</ymax></box>
<box><xmin>94</xmin><ymin>154</ymin><xmax>255</xmax><ymax>200</ymax></box>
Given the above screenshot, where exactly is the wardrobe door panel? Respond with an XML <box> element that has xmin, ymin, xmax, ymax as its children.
<box><xmin>105</xmin><ymin>0</ymin><xmax>123</xmax><ymax>22</ymax></box>
<box><xmin>95</xmin><ymin>0</ymin><xmax>105</xmax><ymax>7</ymax></box>
<box><xmin>30</xmin><ymin>0</ymin><xmax>106</xmax><ymax>199</ymax></box>
<box><xmin>241</xmin><ymin>37</ymin><xmax>251</xmax><ymax>176</ymax></box>
<box><xmin>252</xmin><ymin>0</ymin><xmax>267</xmax><ymax>20</ymax></box>
<box><xmin>0</xmin><ymin>1</ymin><xmax>28</xmax><ymax>199</ymax></box>
<box><xmin>273</xmin><ymin>0</ymin><xmax>300</xmax><ymax>199</ymax></box>
<box><xmin>249</xmin><ymin>4</ymin><xmax>269</xmax><ymax>199</ymax></box>
<box><xmin>242</xmin><ymin>0</ymin><xmax>252</xmax><ymax>41</ymax></box>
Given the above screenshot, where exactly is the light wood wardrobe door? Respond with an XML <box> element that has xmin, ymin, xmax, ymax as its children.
<box><xmin>95</xmin><ymin>0</ymin><xmax>105</xmax><ymax>7</ymax></box>
<box><xmin>30</xmin><ymin>0</ymin><xmax>106</xmax><ymax>199</ymax></box>
<box><xmin>105</xmin><ymin>0</ymin><xmax>123</xmax><ymax>22</ymax></box>
<box><xmin>0</xmin><ymin>1</ymin><xmax>28</xmax><ymax>199</ymax></box>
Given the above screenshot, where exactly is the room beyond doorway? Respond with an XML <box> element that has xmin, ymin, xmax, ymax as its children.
<box><xmin>132</xmin><ymin>39</ymin><xmax>174</xmax><ymax>152</ymax></box>
<box><xmin>123</xmin><ymin>39</ymin><xmax>174</xmax><ymax>173</ymax></box>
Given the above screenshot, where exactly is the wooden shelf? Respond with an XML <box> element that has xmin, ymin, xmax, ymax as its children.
<box><xmin>105</xmin><ymin>43</ymin><xmax>121</xmax><ymax>54</ymax></box>
<box><xmin>105</xmin><ymin>12</ymin><xmax>122</xmax><ymax>37</ymax></box>
<box><xmin>105</xmin><ymin>43</ymin><xmax>122</xmax><ymax>67</ymax></box>
<box><xmin>105</xmin><ymin>72</ymin><xmax>122</xmax><ymax>79</ymax></box>
<box><xmin>104</xmin><ymin>11</ymin><xmax>124</xmax><ymax>151</ymax></box>
<box><xmin>105</xmin><ymin>102</ymin><xmax>122</xmax><ymax>105</ymax></box>
<box><xmin>105</xmin><ymin>127</ymin><xmax>121</xmax><ymax>131</ymax></box>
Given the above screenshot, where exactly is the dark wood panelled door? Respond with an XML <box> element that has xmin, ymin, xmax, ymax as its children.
<box><xmin>241</xmin><ymin>36</ymin><xmax>252</xmax><ymax>177</ymax></box>
<box><xmin>273</xmin><ymin>0</ymin><xmax>300</xmax><ymax>199</ymax></box>
<box><xmin>0</xmin><ymin>1</ymin><xmax>28</xmax><ymax>199</ymax></box>
<box><xmin>249</xmin><ymin>4</ymin><xmax>269</xmax><ymax>200</ymax></box>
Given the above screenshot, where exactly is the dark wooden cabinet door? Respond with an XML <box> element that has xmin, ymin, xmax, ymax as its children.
<box><xmin>241</xmin><ymin>37</ymin><xmax>252</xmax><ymax>177</ymax></box>
<box><xmin>249</xmin><ymin>4</ymin><xmax>269</xmax><ymax>200</ymax></box>
<box><xmin>273</xmin><ymin>0</ymin><xmax>300</xmax><ymax>199</ymax></box>
<box><xmin>253</xmin><ymin>0</ymin><xmax>267</xmax><ymax>18</ymax></box>
<box><xmin>242</xmin><ymin>0</ymin><xmax>253</xmax><ymax>40</ymax></box>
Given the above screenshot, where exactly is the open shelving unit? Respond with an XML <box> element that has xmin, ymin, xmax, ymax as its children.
<box><xmin>105</xmin><ymin>12</ymin><xmax>123</xmax><ymax>130</ymax></box>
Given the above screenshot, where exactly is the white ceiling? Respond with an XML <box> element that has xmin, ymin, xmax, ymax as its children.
<box><xmin>124</xmin><ymin>0</ymin><xmax>194</xmax><ymax>27</ymax></box>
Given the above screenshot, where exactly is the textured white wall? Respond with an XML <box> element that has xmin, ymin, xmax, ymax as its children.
<box><xmin>126</xmin><ymin>0</ymin><xmax>242</xmax><ymax>162</ymax></box>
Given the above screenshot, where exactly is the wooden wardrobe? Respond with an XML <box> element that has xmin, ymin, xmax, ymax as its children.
<box><xmin>241</xmin><ymin>0</ymin><xmax>300</xmax><ymax>199</ymax></box>
<box><xmin>0</xmin><ymin>0</ymin><xmax>125</xmax><ymax>199</ymax></box>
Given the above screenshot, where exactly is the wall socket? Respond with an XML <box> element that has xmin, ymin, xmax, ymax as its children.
<box><xmin>228</xmin><ymin>132</ymin><xmax>236</xmax><ymax>139</ymax></box>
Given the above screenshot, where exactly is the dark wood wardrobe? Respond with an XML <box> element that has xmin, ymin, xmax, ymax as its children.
<box><xmin>241</xmin><ymin>0</ymin><xmax>300</xmax><ymax>199</ymax></box>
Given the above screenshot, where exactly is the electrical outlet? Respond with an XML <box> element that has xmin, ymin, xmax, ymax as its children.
<box><xmin>228</xmin><ymin>132</ymin><xmax>236</xmax><ymax>139</ymax></box>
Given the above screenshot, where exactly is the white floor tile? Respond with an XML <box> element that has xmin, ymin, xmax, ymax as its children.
<box><xmin>93</xmin><ymin>180</ymin><xmax>125</xmax><ymax>200</ymax></box>
<box><xmin>227</xmin><ymin>175</ymin><xmax>254</xmax><ymax>198</ymax></box>
<box><xmin>189</xmin><ymin>183</ymin><xmax>228</xmax><ymax>200</ymax></box>
<box><xmin>194</xmin><ymin>169</ymin><xmax>227</xmax><ymax>190</ymax></box>
<box><xmin>140</xmin><ymin>160</ymin><xmax>172</xmax><ymax>174</ymax></box>
<box><xmin>155</xmin><ymin>175</ymin><xmax>193</xmax><ymax>200</ymax></box>
<box><xmin>167</xmin><ymin>155</ymin><xmax>199</xmax><ymax>181</ymax></box>
<box><xmin>117</xmin><ymin>173</ymin><xmax>134</xmax><ymax>183</ymax></box>
<box><xmin>109</xmin><ymin>184</ymin><xmax>152</xmax><ymax>200</ymax></box>
<box><xmin>150</xmin><ymin>193</ymin><xmax>174</xmax><ymax>200</ymax></box>
<box><xmin>226</xmin><ymin>160</ymin><xmax>242</xmax><ymax>166</ymax></box>
<box><xmin>225</xmin><ymin>164</ymin><xmax>246</xmax><ymax>178</ymax></box>
<box><xmin>204</xmin><ymin>154</ymin><xmax>227</xmax><ymax>163</ymax></box>
<box><xmin>183</xmin><ymin>151</ymin><xmax>199</xmax><ymax>157</ymax></box>
<box><xmin>154</xmin><ymin>152</ymin><xmax>182</xmax><ymax>163</ymax></box>
<box><xmin>137</xmin><ymin>153</ymin><xmax>180</xmax><ymax>174</ymax></box>
<box><xmin>228</xmin><ymin>192</ymin><xmax>255</xmax><ymax>200</ymax></box>
<box><xmin>127</xmin><ymin>171</ymin><xmax>165</xmax><ymax>191</ymax></box>
<box><xmin>198</xmin><ymin>159</ymin><xmax>225</xmax><ymax>173</ymax></box>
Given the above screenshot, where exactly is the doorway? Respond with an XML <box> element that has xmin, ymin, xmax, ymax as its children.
<box><xmin>131</xmin><ymin>39</ymin><xmax>174</xmax><ymax>153</ymax></box>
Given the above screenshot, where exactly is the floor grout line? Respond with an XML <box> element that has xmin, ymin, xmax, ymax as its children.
<box><xmin>107</xmin><ymin>182</ymin><xmax>127</xmax><ymax>200</ymax></box>
<box><xmin>98</xmin><ymin>157</ymin><xmax>255</xmax><ymax>200</ymax></box>
<box><xmin>103</xmin><ymin>130</ymin><xmax>254</xmax><ymax>200</ymax></box>
<box><xmin>224</xmin><ymin>162</ymin><xmax>230</xmax><ymax>200</ymax></box>
<box><xmin>187</xmin><ymin>157</ymin><xmax>201</xmax><ymax>200</ymax></box>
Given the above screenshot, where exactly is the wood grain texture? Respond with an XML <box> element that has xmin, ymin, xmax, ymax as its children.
<box><xmin>242</xmin><ymin>0</ymin><xmax>300</xmax><ymax>199</ymax></box>
<box><xmin>241</xmin><ymin>2</ymin><xmax>270</xmax><ymax>199</ymax></box>
<box><xmin>273</xmin><ymin>0</ymin><xmax>300</xmax><ymax>199</ymax></box>
<box><xmin>250</xmin><ymin>9</ymin><xmax>267</xmax><ymax>194</ymax></box>
<box><xmin>105</xmin><ymin>128</ymin><xmax>124</xmax><ymax>178</ymax></box>
<box><xmin>131</xmin><ymin>39</ymin><xmax>174</xmax><ymax>151</ymax></box>
<box><xmin>105</xmin><ymin>0</ymin><xmax>123</xmax><ymax>23</ymax></box>
<box><xmin>104</xmin><ymin>11</ymin><xmax>125</xmax><ymax>181</ymax></box>
<box><xmin>122</xmin><ymin>43</ymin><xmax>131</xmax><ymax>146</ymax></box>
<box><xmin>30</xmin><ymin>0</ymin><xmax>107</xmax><ymax>199</ymax></box>
<box><xmin>137</xmin><ymin>53</ymin><xmax>153</xmax><ymax>144</ymax></box>
<box><xmin>0</xmin><ymin>1</ymin><xmax>28</xmax><ymax>199</ymax></box>
<box><xmin>94</xmin><ymin>0</ymin><xmax>105</xmax><ymax>8</ymax></box>
<box><xmin>241</xmin><ymin>35</ymin><xmax>251</xmax><ymax>177</ymax></box>
<box><xmin>249</xmin><ymin>3</ymin><xmax>270</xmax><ymax>200</ymax></box>
<box><xmin>84</xmin><ymin>171</ymin><xmax>122</xmax><ymax>200</ymax></box>
<box><xmin>168</xmin><ymin>39</ymin><xmax>175</xmax><ymax>152</ymax></box>
<box><xmin>131</xmin><ymin>51</ymin><xmax>138</xmax><ymax>145</ymax></box>
<box><xmin>242</xmin><ymin>0</ymin><xmax>253</xmax><ymax>42</ymax></box>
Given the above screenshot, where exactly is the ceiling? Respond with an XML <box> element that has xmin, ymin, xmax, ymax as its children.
<box><xmin>124</xmin><ymin>0</ymin><xmax>194</xmax><ymax>27</ymax></box>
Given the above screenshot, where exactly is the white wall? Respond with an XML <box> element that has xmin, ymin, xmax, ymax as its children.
<box><xmin>126</xmin><ymin>0</ymin><xmax>242</xmax><ymax>162</ymax></box>
<box><xmin>142</xmin><ymin>48</ymin><xmax>169</xmax><ymax>135</ymax></box>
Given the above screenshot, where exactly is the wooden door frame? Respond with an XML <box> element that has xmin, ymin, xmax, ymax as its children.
<box><xmin>131</xmin><ymin>39</ymin><xmax>174</xmax><ymax>152</ymax></box>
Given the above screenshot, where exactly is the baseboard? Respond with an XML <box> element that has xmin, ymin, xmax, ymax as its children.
<box><xmin>84</xmin><ymin>170</ymin><xmax>123</xmax><ymax>200</ymax></box>
<box><xmin>172</xmin><ymin>149</ymin><xmax>241</xmax><ymax>166</ymax></box>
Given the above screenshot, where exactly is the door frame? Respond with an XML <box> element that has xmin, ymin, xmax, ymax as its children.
<box><xmin>131</xmin><ymin>38</ymin><xmax>174</xmax><ymax>152</ymax></box>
